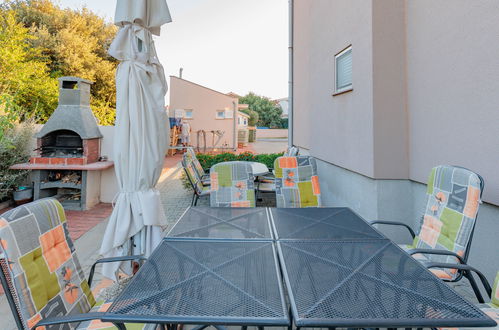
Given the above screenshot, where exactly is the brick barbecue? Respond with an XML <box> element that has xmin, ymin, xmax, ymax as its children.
<box><xmin>11</xmin><ymin>77</ymin><xmax>113</xmax><ymax>210</ymax></box>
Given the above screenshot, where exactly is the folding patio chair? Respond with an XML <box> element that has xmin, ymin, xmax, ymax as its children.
<box><xmin>274</xmin><ymin>156</ymin><xmax>322</xmax><ymax>208</ymax></box>
<box><xmin>436</xmin><ymin>269</ymin><xmax>498</xmax><ymax>328</ymax></box>
<box><xmin>210</xmin><ymin>161</ymin><xmax>256</xmax><ymax>207</ymax></box>
<box><xmin>0</xmin><ymin>198</ymin><xmax>152</xmax><ymax>329</ymax></box>
<box><xmin>185</xmin><ymin>147</ymin><xmax>210</xmax><ymax>186</ymax></box>
<box><xmin>284</xmin><ymin>145</ymin><xmax>299</xmax><ymax>157</ymax></box>
<box><xmin>256</xmin><ymin>146</ymin><xmax>300</xmax><ymax>197</ymax></box>
<box><xmin>372</xmin><ymin>165</ymin><xmax>486</xmax><ymax>300</ymax></box>
<box><xmin>182</xmin><ymin>156</ymin><xmax>210</xmax><ymax>206</ymax></box>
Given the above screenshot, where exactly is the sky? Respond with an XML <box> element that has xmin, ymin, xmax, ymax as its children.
<box><xmin>57</xmin><ymin>0</ymin><xmax>289</xmax><ymax>102</ymax></box>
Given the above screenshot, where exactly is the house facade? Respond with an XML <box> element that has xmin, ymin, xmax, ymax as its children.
<box><xmin>169</xmin><ymin>76</ymin><xmax>239</xmax><ymax>150</ymax></box>
<box><xmin>291</xmin><ymin>0</ymin><xmax>499</xmax><ymax>280</ymax></box>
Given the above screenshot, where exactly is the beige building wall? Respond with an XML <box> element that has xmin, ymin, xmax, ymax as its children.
<box><xmin>406</xmin><ymin>0</ymin><xmax>499</xmax><ymax>204</ymax></box>
<box><xmin>293</xmin><ymin>0</ymin><xmax>376</xmax><ymax>178</ymax></box>
<box><xmin>293</xmin><ymin>0</ymin><xmax>499</xmax><ymax>205</ymax></box>
<box><xmin>169</xmin><ymin>76</ymin><xmax>238</xmax><ymax>150</ymax></box>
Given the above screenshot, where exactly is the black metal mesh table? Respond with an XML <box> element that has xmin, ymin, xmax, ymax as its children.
<box><xmin>167</xmin><ymin>207</ymin><xmax>273</xmax><ymax>240</ymax></box>
<box><xmin>270</xmin><ymin>207</ymin><xmax>383</xmax><ymax>240</ymax></box>
<box><xmin>103</xmin><ymin>239</ymin><xmax>289</xmax><ymax>326</ymax></box>
<box><xmin>277</xmin><ymin>238</ymin><xmax>495</xmax><ymax>328</ymax></box>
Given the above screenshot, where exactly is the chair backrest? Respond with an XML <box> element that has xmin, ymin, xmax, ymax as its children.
<box><xmin>413</xmin><ymin>165</ymin><xmax>484</xmax><ymax>280</ymax></box>
<box><xmin>274</xmin><ymin>156</ymin><xmax>321</xmax><ymax>208</ymax></box>
<box><xmin>182</xmin><ymin>154</ymin><xmax>204</xmax><ymax>195</ymax></box>
<box><xmin>0</xmin><ymin>199</ymin><xmax>95</xmax><ymax>330</ymax></box>
<box><xmin>284</xmin><ymin>146</ymin><xmax>299</xmax><ymax>157</ymax></box>
<box><xmin>210</xmin><ymin>161</ymin><xmax>256</xmax><ymax>207</ymax></box>
<box><xmin>186</xmin><ymin>147</ymin><xmax>205</xmax><ymax>179</ymax></box>
<box><xmin>491</xmin><ymin>271</ymin><xmax>499</xmax><ymax>308</ymax></box>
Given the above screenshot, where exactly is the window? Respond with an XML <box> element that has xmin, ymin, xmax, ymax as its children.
<box><xmin>244</xmin><ymin>118</ymin><xmax>247</xmax><ymax>125</ymax></box>
<box><xmin>216</xmin><ymin>110</ymin><xmax>225</xmax><ymax>119</ymax></box>
<box><xmin>185</xmin><ymin>110</ymin><xmax>193</xmax><ymax>119</ymax></box>
<box><xmin>334</xmin><ymin>45</ymin><xmax>352</xmax><ymax>94</ymax></box>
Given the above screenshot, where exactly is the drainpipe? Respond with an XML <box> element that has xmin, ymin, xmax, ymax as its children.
<box><xmin>232</xmin><ymin>101</ymin><xmax>237</xmax><ymax>151</ymax></box>
<box><xmin>288</xmin><ymin>0</ymin><xmax>294</xmax><ymax>148</ymax></box>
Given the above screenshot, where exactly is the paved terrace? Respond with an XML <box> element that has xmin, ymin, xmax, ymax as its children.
<box><xmin>0</xmin><ymin>153</ymin><xmax>479</xmax><ymax>330</ymax></box>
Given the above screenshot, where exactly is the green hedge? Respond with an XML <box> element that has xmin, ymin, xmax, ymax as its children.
<box><xmin>196</xmin><ymin>152</ymin><xmax>283</xmax><ymax>171</ymax></box>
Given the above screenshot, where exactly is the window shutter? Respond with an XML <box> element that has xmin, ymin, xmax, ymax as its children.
<box><xmin>225</xmin><ymin>110</ymin><xmax>234</xmax><ymax>118</ymax></box>
<box><xmin>336</xmin><ymin>48</ymin><xmax>352</xmax><ymax>90</ymax></box>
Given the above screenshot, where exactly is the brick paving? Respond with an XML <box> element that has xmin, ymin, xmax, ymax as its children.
<box><xmin>66</xmin><ymin>203</ymin><xmax>113</xmax><ymax>240</ymax></box>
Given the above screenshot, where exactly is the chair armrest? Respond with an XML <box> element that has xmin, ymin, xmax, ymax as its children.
<box><xmin>407</xmin><ymin>248</ymin><xmax>465</xmax><ymax>264</ymax></box>
<box><xmin>425</xmin><ymin>262</ymin><xmax>492</xmax><ymax>299</ymax></box>
<box><xmin>32</xmin><ymin>312</ymin><xmax>106</xmax><ymax>330</ymax></box>
<box><xmin>88</xmin><ymin>255</ymin><xmax>147</xmax><ymax>287</ymax></box>
<box><xmin>370</xmin><ymin>220</ymin><xmax>416</xmax><ymax>238</ymax></box>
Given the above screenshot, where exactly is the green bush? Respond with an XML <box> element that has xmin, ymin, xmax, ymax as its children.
<box><xmin>0</xmin><ymin>118</ymin><xmax>34</xmax><ymax>202</ymax></box>
<box><xmin>196</xmin><ymin>152</ymin><xmax>284</xmax><ymax>171</ymax></box>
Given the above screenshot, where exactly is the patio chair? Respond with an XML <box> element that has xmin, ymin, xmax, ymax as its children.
<box><xmin>255</xmin><ymin>146</ymin><xmax>300</xmax><ymax>196</ymax></box>
<box><xmin>436</xmin><ymin>269</ymin><xmax>498</xmax><ymax>328</ymax></box>
<box><xmin>182</xmin><ymin>157</ymin><xmax>210</xmax><ymax>206</ymax></box>
<box><xmin>274</xmin><ymin>156</ymin><xmax>322</xmax><ymax>208</ymax></box>
<box><xmin>0</xmin><ymin>198</ymin><xmax>152</xmax><ymax>330</ymax></box>
<box><xmin>284</xmin><ymin>145</ymin><xmax>299</xmax><ymax>157</ymax></box>
<box><xmin>210</xmin><ymin>161</ymin><xmax>256</xmax><ymax>207</ymax></box>
<box><xmin>186</xmin><ymin>147</ymin><xmax>210</xmax><ymax>186</ymax></box>
<box><xmin>371</xmin><ymin>165</ymin><xmax>486</xmax><ymax>298</ymax></box>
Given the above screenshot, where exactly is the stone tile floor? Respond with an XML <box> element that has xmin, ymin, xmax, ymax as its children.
<box><xmin>0</xmin><ymin>154</ymin><xmax>484</xmax><ymax>329</ymax></box>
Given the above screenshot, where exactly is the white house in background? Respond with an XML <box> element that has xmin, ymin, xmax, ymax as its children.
<box><xmin>274</xmin><ymin>98</ymin><xmax>289</xmax><ymax>119</ymax></box>
<box><xmin>291</xmin><ymin>0</ymin><xmax>499</xmax><ymax>282</ymax></box>
<box><xmin>237</xmin><ymin>111</ymin><xmax>250</xmax><ymax>128</ymax></box>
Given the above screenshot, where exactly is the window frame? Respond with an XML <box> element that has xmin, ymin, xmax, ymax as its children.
<box><xmin>216</xmin><ymin>110</ymin><xmax>226</xmax><ymax>119</ymax></box>
<box><xmin>333</xmin><ymin>45</ymin><xmax>353</xmax><ymax>96</ymax></box>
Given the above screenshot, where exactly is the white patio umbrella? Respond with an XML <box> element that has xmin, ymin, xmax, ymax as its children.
<box><xmin>100</xmin><ymin>0</ymin><xmax>172</xmax><ymax>279</ymax></box>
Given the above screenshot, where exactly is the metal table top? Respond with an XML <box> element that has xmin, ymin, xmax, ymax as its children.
<box><xmin>103</xmin><ymin>239</ymin><xmax>289</xmax><ymax>326</ymax></box>
<box><xmin>278</xmin><ymin>239</ymin><xmax>496</xmax><ymax>328</ymax></box>
<box><xmin>167</xmin><ymin>207</ymin><xmax>273</xmax><ymax>240</ymax></box>
<box><xmin>270</xmin><ymin>207</ymin><xmax>383</xmax><ymax>240</ymax></box>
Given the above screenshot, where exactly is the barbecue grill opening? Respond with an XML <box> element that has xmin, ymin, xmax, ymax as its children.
<box><xmin>40</xmin><ymin>129</ymin><xmax>83</xmax><ymax>157</ymax></box>
<box><xmin>62</xmin><ymin>80</ymin><xmax>78</xmax><ymax>89</ymax></box>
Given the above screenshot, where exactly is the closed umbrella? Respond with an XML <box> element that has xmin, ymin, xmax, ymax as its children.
<box><xmin>100</xmin><ymin>0</ymin><xmax>172</xmax><ymax>279</ymax></box>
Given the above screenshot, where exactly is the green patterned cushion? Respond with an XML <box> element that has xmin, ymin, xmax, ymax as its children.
<box><xmin>492</xmin><ymin>271</ymin><xmax>499</xmax><ymax>308</ymax></box>
<box><xmin>0</xmin><ymin>199</ymin><xmax>95</xmax><ymax>329</ymax></box>
<box><xmin>410</xmin><ymin>166</ymin><xmax>482</xmax><ymax>281</ymax></box>
<box><xmin>274</xmin><ymin>156</ymin><xmax>321</xmax><ymax>208</ymax></box>
<box><xmin>183</xmin><ymin>154</ymin><xmax>204</xmax><ymax>194</ymax></box>
<box><xmin>210</xmin><ymin>161</ymin><xmax>255</xmax><ymax>207</ymax></box>
<box><xmin>186</xmin><ymin>147</ymin><xmax>205</xmax><ymax>179</ymax></box>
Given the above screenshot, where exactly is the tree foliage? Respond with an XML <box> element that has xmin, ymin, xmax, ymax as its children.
<box><xmin>239</xmin><ymin>92</ymin><xmax>283</xmax><ymax>128</ymax></box>
<box><xmin>0</xmin><ymin>8</ymin><xmax>57</xmax><ymax>122</ymax></box>
<box><xmin>0</xmin><ymin>0</ymin><xmax>118</xmax><ymax>124</ymax></box>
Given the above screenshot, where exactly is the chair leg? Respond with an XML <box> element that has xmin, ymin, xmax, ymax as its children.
<box><xmin>465</xmin><ymin>270</ymin><xmax>485</xmax><ymax>303</ymax></box>
<box><xmin>194</xmin><ymin>195</ymin><xmax>199</xmax><ymax>206</ymax></box>
<box><xmin>191</xmin><ymin>193</ymin><xmax>196</xmax><ymax>206</ymax></box>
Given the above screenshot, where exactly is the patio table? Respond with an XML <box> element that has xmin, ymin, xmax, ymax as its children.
<box><xmin>270</xmin><ymin>207</ymin><xmax>383</xmax><ymax>240</ymax></box>
<box><xmin>270</xmin><ymin>207</ymin><xmax>496</xmax><ymax>329</ymax></box>
<box><xmin>247</xmin><ymin>161</ymin><xmax>269</xmax><ymax>176</ymax></box>
<box><xmin>102</xmin><ymin>207</ymin><xmax>495</xmax><ymax>329</ymax></box>
<box><xmin>102</xmin><ymin>239</ymin><xmax>290</xmax><ymax>328</ymax></box>
<box><xmin>166</xmin><ymin>207</ymin><xmax>273</xmax><ymax>240</ymax></box>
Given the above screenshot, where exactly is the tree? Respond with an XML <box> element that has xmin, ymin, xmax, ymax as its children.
<box><xmin>239</xmin><ymin>92</ymin><xmax>283</xmax><ymax>127</ymax></box>
<box><xmin>0</xmin><ymin>7</ymin><xmax>57</xmax><ymax>122</ymax></box>
<box><xmin>3</xmin><ymin>0</ymin><xmax>118</xmax><ymax>124</ymax></box>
